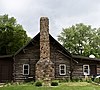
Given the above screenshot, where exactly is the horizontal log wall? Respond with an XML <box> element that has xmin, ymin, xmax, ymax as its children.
<box><xmin>73</xmin><ymin>63</ymin><xmax>84</xmax><ymax>78</ymax></box>
<box><xmin>14</xmin><ymin>41</ymin><xmax>40</xmax><ymax>82</ymax></box>
<box><xmin>14</xmin><ymin>37</ymin><xmax>100</xmax><ymax>81</ymax></box>
<box><xmin>97</xmin><ymin>65</ymin><xmax>100</xmax><ymax>74</ymax></box>
<box><xmin>73</xmin><ymin>58</ymin><xmax>100</xmax><ymax>78</ymax></box>
<box><xmin>14</xmin><ymin>39</ymin><xmax>72</xmax><ymax>81</ymax></box>
<box><xmin>50</xmin><ymin>42</ymin><xmax>71</xmax><ymax>79</ymax></box>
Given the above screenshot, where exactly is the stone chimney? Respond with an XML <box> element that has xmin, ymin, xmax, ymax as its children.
<box><xmin>35</xmin><ymin>17</ymin><xmax>54</xmax><ymax>83</ymax></box>
<box><xmin>40</xmin><ymin>17</ymin><xmax>50</xmax><ymax>61</ymax></box>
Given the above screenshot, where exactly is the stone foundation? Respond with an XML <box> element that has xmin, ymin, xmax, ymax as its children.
<box><xmin>36</xmin><ymin>59</ymin><xmax>54</xmax><ymax>81</ymax></box>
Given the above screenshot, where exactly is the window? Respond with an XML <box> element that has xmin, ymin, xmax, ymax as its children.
<box><xmin>83</xmin><ymin>65</ymin><xmax>90</xmax><ymax>75</ymax></box>
<box><xmin>59</xmin><ymin>64</ymin><xmax>66</xmax><ymax>75</ymax></box>
<box><xmin>23</xmin><ymin>64</ymin><xmax>29</xmax><ymax>75</ymax></box>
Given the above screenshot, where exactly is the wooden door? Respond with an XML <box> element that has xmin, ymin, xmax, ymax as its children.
<box><xmin>0</xmin><ymin>59</ymin><xmax>13</xmax><ymax>83</ymax></box>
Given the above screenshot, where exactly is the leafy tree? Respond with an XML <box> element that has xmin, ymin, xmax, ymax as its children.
<box><xmin>58</xmin><ymin>23</ymin><xmax>100</xmax><ymax>58</ymax></box>
<box><xmin>0</xmin><ymin>14</ymin><xmax>31</xmax><ymax>55</ymax></box>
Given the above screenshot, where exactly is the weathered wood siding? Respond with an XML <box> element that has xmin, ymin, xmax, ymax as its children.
<box><xmin>73</xmin><ymin>58</ymin><xmax>100</xmax><ymax>78</ymax></box>
<box><xmin>14</xmin><ymin>35</ymin><xmax>71</xmax><ymax>81</ymax></box>
<box><xmin>73</xmin><ymin>63</ymin><xmax>83</xmax><ymax>78</ymax></box>
<box><xmin>97</xmin><ymin>64</ymin><xmax>100</xmax><ymax>74</ymax></box>
<box><xmin>14</xmin><ymin>38</ymin><xmax>40</xmax><ymax>82</ymax></box>
<box><xmin>14</xmin><ymin>34</ymin><xmax>100</xmax><ymax>81</ymax></box>
<box><xmin>50</xmin><ymin>41</ymin><xmax>71</xmax><ymax>79</ymax></box>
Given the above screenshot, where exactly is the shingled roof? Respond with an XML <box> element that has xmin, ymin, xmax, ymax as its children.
<box><xmin>14</xmin><ymin>33</ymin><xmax>72</xmax><ymax>57</ymax></box>
<box><xmin>73</xmin><ymin>55</ymin><xmax>100</xmax><ymax>62</ymax></box>
<box><xmin>0</xmin><ymin>55</ymin><xmax>13</xmax><ymax>58</ymax></box>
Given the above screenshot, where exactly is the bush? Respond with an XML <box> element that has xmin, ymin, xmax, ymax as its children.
<box><xmin>79</xmin><ymin>78</ymin><xmax>84</xmax><ymax>82</ymax></box>
<box><xmin>59</xmin><ymin>78</ymin><xmax>70</xmax><ymax>83</ymax></box>
<box><xmin>51</xmin><ymin>82</ymin><xmax>58</xmax><ymax>86</ymax></box>
<box><xmin>71</xmin><ymin>77</ymin><xmax>80</xmax><ymax>82</ymax></box>
<box><xmin>59</xmin><ymin>79</ymin><xmax>66</xmax><ymax>83</ymax></box>
<box><xmin>35</xmin><ymin>81</ymin><xmax>42</xmax><ymax>87</ymax></box>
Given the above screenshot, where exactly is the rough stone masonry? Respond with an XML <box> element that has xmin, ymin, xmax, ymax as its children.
<box><xmin>35</xmin><ymin>17</ymin><xmax>54</xmax><ymax>82</ymax></box>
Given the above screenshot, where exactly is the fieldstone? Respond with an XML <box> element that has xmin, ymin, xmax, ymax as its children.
<box><xmin>35</xmin><ymin>17</ymin><xmax>54</xmax><ymax>84</ymax></box>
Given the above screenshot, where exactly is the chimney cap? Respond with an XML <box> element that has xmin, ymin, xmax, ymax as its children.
<box><xmin>40</xmin><ymin>17</ymin><xmax>49</xmax><ymax>20</ymax></box>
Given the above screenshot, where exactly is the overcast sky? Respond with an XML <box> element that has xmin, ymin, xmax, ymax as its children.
<box><xmin>0</xmin><ymin>0</ymin><xmax>100</xmax><ymax>39</ymax></box>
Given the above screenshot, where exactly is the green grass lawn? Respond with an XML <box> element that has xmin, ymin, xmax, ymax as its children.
<box><xmin>0</xmin><ymin>82</ymin><xmax>100</xmax><ymax>90</ymax></box>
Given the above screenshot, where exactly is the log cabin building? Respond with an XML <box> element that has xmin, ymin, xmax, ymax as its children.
<box><xmin>0</xmin><ymin>17</ymin><xmax>100</xmax><ymax>83</ymax></box>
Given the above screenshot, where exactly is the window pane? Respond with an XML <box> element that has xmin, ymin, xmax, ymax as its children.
<box><xmin>84</xmin><ymin>66</ymin><xmax>88</xmax><ymax>70</ymax></box>
<box><xmin>61</xmin><ymin>70</ymin><xmax>65</xmax><ymax>74</ymax></box>
<box><xmin>61</xmin><ymin>66</ymin><xmax>64</xmax><ymax>69</ymax></box>
<box><xmin>84</xmin><ymin>69</ymin><xmax>88</xmax><ymax>73</ymax></box>
<box><xmin>24</xmin><ymin>70</ymin><xmax>28</xmax><ymax>74</ymax></box>
<box><xmin>24</xmin><ymin>65</ymin><xmax>28</xmax><ymax>69</ymax></box>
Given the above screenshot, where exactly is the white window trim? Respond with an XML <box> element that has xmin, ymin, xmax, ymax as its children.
<box><xmin>23</xmin><ymin>64</ymin><xmax>29</xmax><ymax>75</ymax></box>
<box><xmin>83</xmin><ymin>65</ymin><xmax>90</xmax><ymax>75</ymax></box>
<box><xmin>59</xmin><ymin>64</ymin><xmax>66</xmax><ymax>75</ymax></box>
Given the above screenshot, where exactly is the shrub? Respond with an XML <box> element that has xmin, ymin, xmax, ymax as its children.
<box><xmin>51</xmin><ymin>82</ymin><xmax>58</xmax><ymax>86</ymax></box>
<box><xmin>79</xmin><ymin>78</ymin><xmax>84</xmax><ymax>82</ymax></box>
<box><xmin>59</xmin><ymin>78</ymin><xmax>70</xmax><ymax>83</ymax></box>
<box><xmin>66</xmin><ymin>78</ymin><xmax>70</xmax><ymax>82</ymax></box>
<box><xmin>71</xmin><ymin>77</ymin><xmax>80</xmax><ymax>82</ymax></box>
<box><xmin>59</xmin><ymin>79</ymin><xmax>66</xmax><ymax>83</ymax></box>
<box><xmin>35</xmin><ymin>81</ymin><xmax>42</xmax><ymax>87</ymax></box>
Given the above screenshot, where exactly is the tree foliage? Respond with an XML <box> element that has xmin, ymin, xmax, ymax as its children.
<box><xmin>58</xmin><ymin>23</ymin><xmax>100</xmax><ymax>58</ymax></box>
<box><xmin>0</xmin><ymin>14</ymin><xmax>31</xmax><ymax>55</ymax></box>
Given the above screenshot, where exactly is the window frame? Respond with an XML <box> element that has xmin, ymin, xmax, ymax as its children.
<box><xmin>59</xmin><ymin>64</ymin><xmax>66</xmax><ymax>75</ymax></box>
<box><xmin>83</xmin><ymin>65</ymin><xmax>90</xmax><ymax>75</ymax></box>
<box><xmin>23</xmin><ymin>64</ymin><xmax>29</xmax><ymax>75</ymax></box>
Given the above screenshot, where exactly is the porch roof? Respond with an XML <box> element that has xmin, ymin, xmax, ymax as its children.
<box><xmin>0</xmin><ymin>55</ymin><xmax>13</xmax><ymax>58</ymax></box>
<box><xmin>72</xmin><ymin>55</ymin><xmax>100</xmax><ymax>62</ymax></box>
